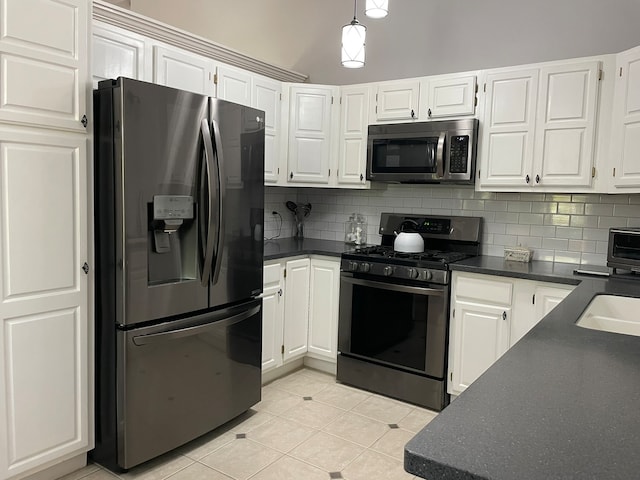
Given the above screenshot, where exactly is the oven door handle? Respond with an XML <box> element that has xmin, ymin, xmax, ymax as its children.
<box><xmin>436</xmin><ymin>131</ymin><xmax>446</xmax><ymax>178</ymax></box>
<box><xmin>342</xmin><ymin>275</ymin><xmax>444</xmax><ymax>296</ymax></box>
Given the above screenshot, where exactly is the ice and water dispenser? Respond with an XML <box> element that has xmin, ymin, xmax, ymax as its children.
<box><xmin>148</xmin><ymin>194</ymin><xmax>197</xmax><ymax>285</ymax></box>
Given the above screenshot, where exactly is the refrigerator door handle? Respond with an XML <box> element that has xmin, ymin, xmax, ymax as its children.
<box><xmin>132</xmin><ymin>304</ymin><xmax>261</xmax><ymax>346</ymax></box>
<box><xmin>211</xmin><ymin>118</ymin><xmax>226</xmax><ymax>285</ymax></box>
<box><xmin>200</xmin><ymin>118</ymin><xmax>217</xmax><ymax>287</ymax></box>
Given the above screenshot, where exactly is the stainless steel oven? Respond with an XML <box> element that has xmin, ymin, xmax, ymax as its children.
<box><xmin>338</xmin><ymin>274</ymin><xmax>449</xmax><ymax>410</ymax></box>
<box><xmin>336</xmin><ymin>213</ymin><xmax>482</xmax><ymax>411</ymax></box>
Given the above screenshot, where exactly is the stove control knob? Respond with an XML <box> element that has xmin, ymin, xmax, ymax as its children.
<box><xmin>359</xmin><ymin>262</ymin><xmax>371</xmax><ymax>273</ymax></box>
<box><xmin>408</xmin><ymin>268</ymin><xmax>419</xmax><ymax>279</ymax></box>
<box><xmin>383</xmin><ymin>266</ymin><xmax>394</xmax><ymax>277</ymax></box>
<box><xmin>348</xmin><ymin>261</ymin><xmax>359</xmax><ymax>272</ymax></box>
<box><xmin>423</xmin><ymin>269</ymin><xmax>433</xmax><ymax>281</ymax></box>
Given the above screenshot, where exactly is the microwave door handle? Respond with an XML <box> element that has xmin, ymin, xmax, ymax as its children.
<box><xmin>199</xmin><ymin>118</ymin><xmax>216</xmax><ymax>287</ymax></box>
<box><xmin>211</xmin><ymin>118</ymin><xmax>226</xmax><ymax>285</ymax></box>
<box><xmin>436</xmin><ymin>132</ymin><xmax>446</xmax><ymax>178</ymax></box>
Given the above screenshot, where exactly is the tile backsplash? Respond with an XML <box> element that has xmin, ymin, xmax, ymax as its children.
<box><xmin>265</xmin><ymin>185</ymin><xmax>640</xmax><ymax>266</ymax></box>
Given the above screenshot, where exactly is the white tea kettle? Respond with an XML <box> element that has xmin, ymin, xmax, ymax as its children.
<box><xmin>393</xmin><ymin>220</ymin><xmax>424</xmax><ymax>253</ymax></box>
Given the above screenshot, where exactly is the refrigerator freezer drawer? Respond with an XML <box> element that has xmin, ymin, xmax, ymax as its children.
<box><xmin>117</xmin><ymin>300</ymin><xmax>262</xmax><ymax>469</ymax></box>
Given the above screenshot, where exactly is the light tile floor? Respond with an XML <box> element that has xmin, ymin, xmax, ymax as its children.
<box><xmin>71</xmin><ymin>368</ymin><xmax>438</xmax><ymax>480</ymax></box>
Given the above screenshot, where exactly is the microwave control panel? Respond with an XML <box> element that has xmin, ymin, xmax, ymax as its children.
<box><xmin>449</xmin><ymin>135</ymin><xmax>469</xmax><ymax>173</ymax></box>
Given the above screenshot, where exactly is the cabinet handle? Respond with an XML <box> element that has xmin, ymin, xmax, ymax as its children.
<box><xmin>289</xmin><ymin>172</ymin><xmax>293</xmax><ymax>180</ymax></box>
<box><xmin>360</xmin><ymin>173</ymin><xmax>364</xmax><ymax>181</ymax></box>
<box><xmin>536</xmin><ymin>174</ymin><xmax>540</xmax><ymax>184</ymax></box>
<box><xmin>526</xmin><ymin>174</ymin><xmax>530</xmax><ymax>184</ymax></box>
<box><xmin>82</xmin><ymin>262</ymin><xmax>89</xmax><ymax>274</ymax></box>
<box><xmin>428</xmin><ymin>108</ymin><xmax>432</xmax><ymax>118</ymax></box>
<box><xmin>81</xmin><ymin>115</ymin><xmax>88</xmax><ymax>128</ymax></box>
<box><xmin>278</xmin><ymin>288</ymin><xmax>282</xmax><ymax>297</ymax></box>
<box><xmin>411</xmin><ymin>109</ymin><xmax>415</xmax><ymax>118</ymax></box>
<box><xmin>502</xmin><ymin>311</ymin><xmax>507</xmax><ymax>321</ymax></box>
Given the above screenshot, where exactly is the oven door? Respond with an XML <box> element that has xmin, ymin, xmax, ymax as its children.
<box><xmin>338</xmin><ymin>273</ymin><xmax>448</xmax><ymax>379</ymax></box>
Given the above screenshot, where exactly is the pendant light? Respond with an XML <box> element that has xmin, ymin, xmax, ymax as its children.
<box><xmin>365</xmin><ymin>0</ymin><xmax>389</xmax><ymax>19</ymax></box>
<box><xmin>341</xmin><ymin>0</ymin><xmax>366</xmax><ymax>68</ymax></box>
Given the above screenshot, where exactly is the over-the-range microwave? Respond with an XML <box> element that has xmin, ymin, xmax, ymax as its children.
<box><xmin>366</xmin><ymin>118</ymin><xmax>479</xmax><ymax>184</ymax></box>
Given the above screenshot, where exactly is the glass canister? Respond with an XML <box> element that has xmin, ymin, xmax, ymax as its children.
<box><xmin>344</xmin><ymin>213</ymin><xmax>367</xmax><ymax>245</ymax></box>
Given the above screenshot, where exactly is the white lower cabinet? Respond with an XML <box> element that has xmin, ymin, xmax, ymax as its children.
<box><xmin>261</xmin><ymin>256</ymin><xmax>340</xmax><ymax>374</ymax></box>
<box><xmin>0</xmin><ymin>126</ymin><xmax>90</xmax><ymax>479</ymax></box>
<box><xmin>448</xmin><ymin>271</ymin><xmax>575</xmax><ymax>396</ymax></box>
<box><xmin>307</xmin><ymin>257</ymin><xmax>340</xmax><ymax>361</ymax></box>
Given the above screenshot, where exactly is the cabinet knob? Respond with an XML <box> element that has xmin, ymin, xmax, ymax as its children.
<box><xmin>289</xmin><ymin>172</ymin><xmax>293</xmax><ymax>180</ymax></box>
<box><xmin>502</xmin><ymin>311</ymin><xmax>507</xmax><ymax>321</ymax></box>
<box><xmin>536</xmin><ymin>174</ymin><xmax>540</xmax><ymax>184</ymax></box>
<box><xmin>82</xmin><ymin>262</ymin><xmax>89</xmax><ymax>274</ymax></box>
<box><xmin>411</xmin><ymin>109</ymin><xmax>415</xmax><ymax>119</ymax></box>
<box><xmin>526</xmin><ymin>174</ymin><xmax>530</xmax><ymax>184</ymax></box>
<box><xmin>278</xmin><ymin>288</ymin><xmax>282</xmax><ymax>297</ymax></box>
<box><xmin>428</xmin><ymin>108</ymin><xmax>432</xmax><ymax>118</ymax></box>
<box><xmin>81</xmin><ymin>115</ymin><xmax>88</xmax><ymax>128</ymax></box>
<box><xmin>360</xmin><ymin>173</ymin><xmax>364</xmax><ymax>181</ymax></box>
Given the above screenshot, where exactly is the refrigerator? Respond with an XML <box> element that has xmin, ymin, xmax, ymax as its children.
<box><xmin>92</xmin><ymin>78</ymin><xmax>265</xmax><ymax>471</ymax></box>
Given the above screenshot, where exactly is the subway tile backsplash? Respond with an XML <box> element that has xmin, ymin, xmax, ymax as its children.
<box><xmin>264</xmin><ymin>185</ymin><xmax>640</xmax><ymax>266</ymax></box>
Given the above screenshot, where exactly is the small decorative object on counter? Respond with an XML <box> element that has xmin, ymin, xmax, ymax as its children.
<box><xmin>345</xmin><ymin>213</ymin><xmax>367</xmax><ymax>245</ymax></box>
<box><xmin>504</xmin><ymin>246</ymin><xmax>532</xmax><ymax>262</ymax></box>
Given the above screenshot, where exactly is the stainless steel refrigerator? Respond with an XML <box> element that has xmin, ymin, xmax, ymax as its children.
<box><xmin>92</xmin><ymin>78</ymin><xmax>264</xmax><ymax>471</ymax></box>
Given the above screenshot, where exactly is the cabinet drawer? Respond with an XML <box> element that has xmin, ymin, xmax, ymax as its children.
<box><xmin>263</xmin><ymin>263</ymin><xmax>281</xmax><ymax>283</ymax></box>
<box><xmin>455</xmin><ymin>274</ymin><xmax>513</xmax><ymax>306</ymax></box>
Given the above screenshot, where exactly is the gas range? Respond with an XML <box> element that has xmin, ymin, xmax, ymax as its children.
<box><xmin>341</xmin><ymin>213</ymin><xmax>482</xmax><ymax>285</ymax></box>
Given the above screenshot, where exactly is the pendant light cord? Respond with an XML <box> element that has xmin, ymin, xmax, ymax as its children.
<box><xmin>353</xmin><ymin>0</ymin><xmax>358</xmax><ymax>21</ymax></box>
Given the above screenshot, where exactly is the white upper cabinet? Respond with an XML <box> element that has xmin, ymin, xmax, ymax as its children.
<box><xmin>338</xmin><ymin>85</ymin><xmax>371</xmax><ymax>186</ymax></box>
<box><xmin>253</xmin><ymin>77</ymin><xmax>282</xmax><ymax>184</ymax></box>
<box><xmin>421</xmin><ymin>74</ymin><xmax>478</xmax><ymax>119</ymax></box>
<box><xmin>0</xmin><ymin>0</ymin><xmax>89</xmax><ymax>132</ymax></box>
<box><xmin>372</xmin><ymin>80</ymin><xmax>420</xmax><ymax>122</ymax></box>
<box><xmin>479</xmin><ymin>60</ymin><xmax>601</xmax><ymax>191</ymax></box>
<box><xmin>479</xmin><ymin>68</ymin><xmax>540</xmax><ymax>188</ymax></box>
<box><xmin>216</xmin><ymin>65</ymin><xmax>252</xmax><ymax>106</ymax></box>
<box><xmin>287</xmin><ymin>85</ymin><xmax>339</xmax><ymax>184</ymax></box>
<box><xmin>611</xmin><ymin>45</ymin><xmax>640</xmax><ymax>189</ymax></box>
<box><xmin>92</xmin><ymin>22</ymin><xmax>147</xmax><ymax>87</ymax></box>
<box><xmin>153</xmin><ymin>45</ymin><xmax>216</xmax><ymax>96</ymax></box>
<box><xmin>533</xmin><ymin>62</ymin><xmax>600</xmax><ymax>187</ymax></box>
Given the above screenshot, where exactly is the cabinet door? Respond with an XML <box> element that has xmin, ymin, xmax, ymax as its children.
<box><xmin>374</xmin><ymin>81</ymin><xmax>419</xmax><ymax>121</ymax></box>
<box><xmin>533</xmin><ymin>62</ymin><xmax>600</xmax><ymax>187</ymax></box>
<box><xmin>262</xmin><ymin>263</ymin><xmax>284</xmax><ymax>372</ymax></box>
<box><xmin>307</xmin><ymin>258</ymin><xmax>340</xmax><ymax>361</ymax></box>
<box><xmin>153</xmin><ymin>45</ymin><xmax>215</xmax><ymax>96</ymax></box>
<box><xmin>253</xmin><ymin>77</ymin><xmax>282</xmax><ymax>184</ymax></box>
<box><xmin>612</xmin><ymin>46</ymin><xmax>640</xmax><ymax>188</ymax></box>
<box><xmin>449</xmin><ymin>301</ymin><xmax>511</xmax><ymax>396</ymax></box>
<box><xmin>287</xmin><ymin>86</ymin><xmax>337</xmax><ymax>184</ymax></box>
<box><xmin>338</xmin><ymin>85</ymin><xmax>370</xmax><ymax>185</ymax></box>
<box><xmin>0</xmin><ymin>0</ymin><xmax>89</xmax><ymax>132</ymax></box>
<box><xmin>92</xmin><ymin>23</ymin><xmax>146</xmax><ymax>88</ymax></box>
<box><xmin>216</xmin><ymin>65</ymin><xmax>252</xmax><ymax>106</ymax></box>
<box><xmin>479</xmin><ymin>69</ymin><xmax>539</xmax><ymax>187</ymax></box>
<box><xmin>424</xmin><ymin>75</ymin><xmax>477</xmax><ymax>118</ymax></box>
<box><xmin>0</xmin><ymin>127</ymin><xmax>89</xmax><ymax>478</ymax></box>
<box><xmin>511</xmin><ymin>282</ymin><xmax>574</xmax><ymax>346</ymax></box>
<box><xmin>283</xmin><ymin>258</ymin><xmax>310</xmax><ymax>360</ymax></box>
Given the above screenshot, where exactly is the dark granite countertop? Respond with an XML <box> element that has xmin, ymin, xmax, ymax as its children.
<box><xmin>405</xmin><ymin>275</ymin><xmax>640</xmax><ymax>480</ymax></box>
<box><xmin>264</xmin><ymin>237</ymin><xmax>357</xmax><ymax>260</ymax></box>
<box><xmin>449</xmin><ymin>255</ymin><xmax>611</xmax><ymax>285</ymax></box>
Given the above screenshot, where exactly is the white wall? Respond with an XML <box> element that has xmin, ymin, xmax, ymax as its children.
<box><xmin>127</xmin><ymin>0</ymin><xmax>640</xmax><ymax>84</ymax></box>
<box><xmin>265</xmin><ymin>186</ymin><xmax>640</xmax><ymax>267</ymax></box>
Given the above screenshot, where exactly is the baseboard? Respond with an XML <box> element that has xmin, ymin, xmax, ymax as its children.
<box><xmin>303</xmin><ymin>356</ymin><xmax>337</xmax><ymax>375</ymax></box>
<box><xmin>261</xmin><ymin>358</ymin><xmax>304</xmax><ymax>385</ymax></box>
<box><xmin>18</xmin><ymin>454</ymin><xmax>87</xmax><ymax>480</ymax></box>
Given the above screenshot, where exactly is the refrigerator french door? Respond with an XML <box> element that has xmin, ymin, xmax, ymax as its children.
<box><xmin>93</xmin><ymin>78</ymin><xmax>265</xmax><ymax>470</ymax></box>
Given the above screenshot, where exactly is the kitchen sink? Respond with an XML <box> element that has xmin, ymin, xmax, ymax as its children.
<box><xmin>576</xmin><ymin>295</ymin><xmax>640</xmax><ymax>337</ymax></box>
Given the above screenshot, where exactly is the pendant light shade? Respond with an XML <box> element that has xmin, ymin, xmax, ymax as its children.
<box><xmin>365</xmin><ymin>0</ymin><xmax>389</xmax><ymax>19</ymax></box>
<box><xmin>341</xmin><ymin>18</ymin><xmax>366</xmax><ymax>68</ymax></box>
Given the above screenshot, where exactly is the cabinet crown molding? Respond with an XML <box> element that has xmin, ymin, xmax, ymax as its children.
<box><xmin>92</xmin><ymin>0</ymin><xmax>308</xmax><ymax>83</ymax></box>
